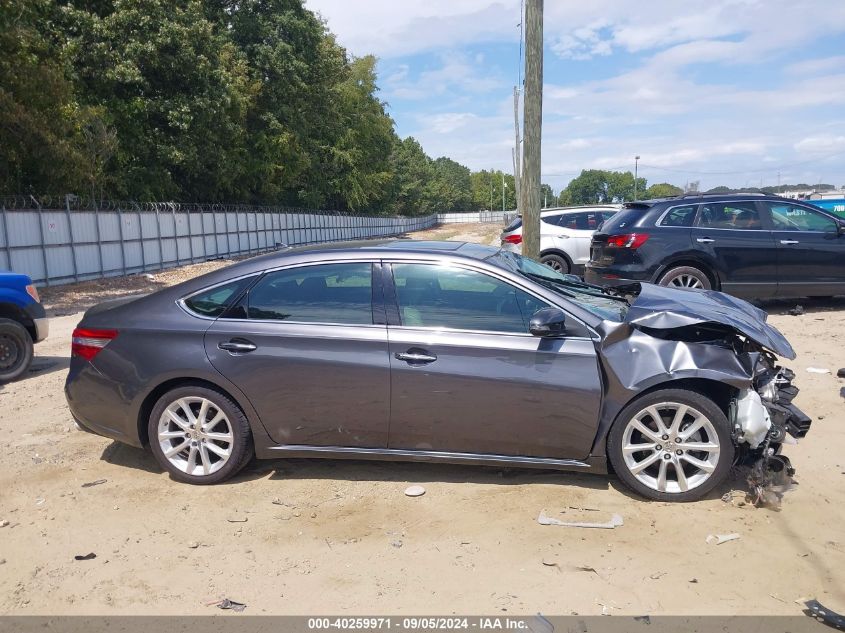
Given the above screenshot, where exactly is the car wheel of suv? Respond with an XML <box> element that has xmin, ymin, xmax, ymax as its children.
<box><xmin>148</xmin><ymin>385</ymin><xmax>254</xmax><ymax>484</ymax></box>
<box><xmin>607</xmin><ymin>389</ymin><xmax>734</xmax><ymax>502</ymax></box>
<box><xmin>658</xmin><ymin>266</ymin><xmax>712</xmax><ymax>290</ymax></box>
<box><xmin>540</xmin><ymin>254</ymin><xmax>570</xmax><ymax>274</ymax></box>
<box><xmin>0</xmin><ymin>318</ymin><xmax>34</xmax><ymax>383</ymax></box>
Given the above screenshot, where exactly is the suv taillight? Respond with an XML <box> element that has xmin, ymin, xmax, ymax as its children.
<box><xmin>72</xmin><ymin>328</ymin><xmax>118</xmax><ymax>361</ymax></box>
<box><xmin>606</xmin><ymin>233</ymin><xmax>650</xmax><ymax>249</ymax></box>
<box><xmin>503</xmin><ymin>234</ymin><xmax>522</xmax><ymax>245</ymax></box>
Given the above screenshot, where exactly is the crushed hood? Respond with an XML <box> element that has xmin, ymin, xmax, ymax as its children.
<box><xmin>624</xmin><ymin>283</ymin><xmax>795</xmax><ymax>359</ymax></box>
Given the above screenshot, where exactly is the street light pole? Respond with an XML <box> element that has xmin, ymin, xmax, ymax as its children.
<box><xmin>634</xmin><ymin>155</ymin><xmax>640</xmax><ymax>201</ymax></box>
<box><xmin>502</xmin><ymin>173</ymin><xmax>506</xmax><ymax>212</ymax></box>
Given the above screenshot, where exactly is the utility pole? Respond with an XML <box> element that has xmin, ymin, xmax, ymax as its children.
<box><xmin>489</xmin><ymin>170</ymin><xmax>493</xmax><ymax>211</ymax></box>
<box><xmin>502</xmin><ymin>173</ymin><xmax>506</xmax><ymax>212</ymax></box>
<box><xmin>513</xmin><ymin>87</ymin><xmax>521</xmax><ymax>211</ymax></box>
<box><xmin>634</xmin><ymin>155</ymin><xmax>640</xmax><ymax>200</ymax></box>
<box><xmin>519</xmin><ymin>0</ymin><xmax>543</xmax><ymax>260</ymax></box>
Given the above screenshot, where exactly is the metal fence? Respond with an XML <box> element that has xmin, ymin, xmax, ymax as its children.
<box><xmin>436</xmin><ymin>210</ymin><xmax>514</xmax><ymax>224</ymax></box>
<box><xmin>0</xmin><ymin>196</ymin><xmax>437</xmax><ymax>286</ymax></box>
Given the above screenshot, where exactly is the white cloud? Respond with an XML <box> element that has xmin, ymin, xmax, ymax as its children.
<box><xmin>385</xmin><ymin>52</ymin><xmax>504</xmax><ymax>101</ymax></box>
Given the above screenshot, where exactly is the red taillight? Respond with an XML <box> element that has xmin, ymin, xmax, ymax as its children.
<box><xmin>71</xmin><ymin>328</ymin><xmax>118</xmax><ymax>361</ymax></box>
<box><xmin>606</xmin><ymin>233</ymin><xmax>650</xmax><ymax>249</ymax></box>
<box><xmin>503</xmin><ymin>234</ymin><xmax>522</xmax><ymax>245</ymax></box>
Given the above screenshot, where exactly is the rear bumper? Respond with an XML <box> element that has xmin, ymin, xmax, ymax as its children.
<box><xmin>64</xmin><ymin>360</ymin><xmax>143</xmax><ymax>447</ymax></box>
<box><xmin>584</xmin><ymin>266</ymin><xmax>651</xmax><ymax>287</ymax></box>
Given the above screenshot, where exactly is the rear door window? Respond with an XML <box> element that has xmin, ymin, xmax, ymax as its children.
<box><xmin>765</xmin><ymin>203</ymin><xmax>838</xmax><ymax>232</ymax></box>
<box><xmin>246</xmin><ymin>263</ymin><xmax>373</xmax><ymax>324</ymax></box>
<box><xmin>696</xmin><ymin>202</ymin><xmax>763</xmax><ymax>230</ymax></box>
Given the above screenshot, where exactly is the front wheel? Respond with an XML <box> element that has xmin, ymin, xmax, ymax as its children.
<box><xmin>148</xmin><ymin>385</ymin><xmax>254</xmax><ymax>484</ymax></box>
<box><xmin>607</xmin><ymin>389</ymin><xmax>734</xmax><ymax>502</ymax></box>
<box><xmin>0</xmin><ymin>318</ymin><xmax>34</xmax><ymax>383</ymax></box>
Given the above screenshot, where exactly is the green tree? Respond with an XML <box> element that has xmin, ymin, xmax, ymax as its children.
<box><xmin>643</xmin><ymin>182</ymin><xmax>682</xmax><ymax>199</ymax></box>
<box><xmin>64</xmin><ymin>0</ymin><xmax>252</xmax><ymax>200</ymax></box>
<box><xmin>560</xmin><ymin>169</ymin><xmax>646</xmax><ymax>204</ymax></box>
<box><xmin>429</xmin><ymin>157</ymin><xmax>473</xmax><ymax>212</ymax></box>
<box><xmin>0</xmin><ymin>0</ymin><xmax>84</xmax><ymax>193</ymax></box>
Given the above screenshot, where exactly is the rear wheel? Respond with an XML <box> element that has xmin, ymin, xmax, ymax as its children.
<box><xmin>0</xmin><ymin>318</ymin><xmax>34</xmax><ymax>383</ymax></box>
<box><xmin>607</xmin><ymin>389</ymin><xmax>733</xmax><ymax>502</ymax></box>
<box><xmin>540</xmin><ymin>253</ymin><xmax>570</xmax><ymax>274</ymax></box>
<box><xmin>148</xmin><ymin>385</ymin><xmax>254</xmax><ymax>484</ymax></box>
<box><xmin>658</xmin><ymin>265</ymin><xmax>712</xmax><ymax>290</ymax></box>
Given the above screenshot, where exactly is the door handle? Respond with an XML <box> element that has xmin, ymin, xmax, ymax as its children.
<box><xmin>218</xmin><ymin>338</ymin><xmax>257</xmax><ymax>353</ymax></box>
<box><xmin>779</xmin><ymin>239</ymin><xmax>800</xmax><ymax>245</ymax></box>
<box><xmin>395</xmin><ymin>350</ymin><xmax>437</xmax><ymax>364</ymax></box>
<box><xmin>696</xmin><ymin>237</ymin><xmax>715</xmax><ymax>244</ymax></box>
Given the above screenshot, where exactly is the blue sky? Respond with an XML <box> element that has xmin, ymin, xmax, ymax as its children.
<box><xmin>305</xmin><ymin>0</ymin><xmax>845</xmax><ymax>194</ymax></box>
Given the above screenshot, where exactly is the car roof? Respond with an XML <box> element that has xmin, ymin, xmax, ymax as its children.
<box><xmin>540</xmin><ymin>205</ymin><xmax>619</xmax><ymax>216</ymax></box>
<box><xmin>222</xmin><ymin>239</ymin><xmax>500</xmax><ymax>271</ymax></box>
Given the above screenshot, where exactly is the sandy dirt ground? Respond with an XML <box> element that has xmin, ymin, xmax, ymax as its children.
<box><xmin>1</xmin><ymin>223</ymin><xmax>844</xmax><ymax>616</ymax></box>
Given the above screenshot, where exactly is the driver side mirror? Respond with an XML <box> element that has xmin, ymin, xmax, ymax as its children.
<box><xmin>529</xmin><ymin>307</ymin><xmax>567</xmax><ymax>337</ymax></box>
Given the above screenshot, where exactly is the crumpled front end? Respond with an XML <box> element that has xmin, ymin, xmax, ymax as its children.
<box><xmin>737</xmin><ymin>356</ymin><xmax>812</xmax><ymax>506</ymax></box>
<box><xmin>596</xmin><ymin>282</ymin><xmax>811</xmax><ymax>505</ymax></box>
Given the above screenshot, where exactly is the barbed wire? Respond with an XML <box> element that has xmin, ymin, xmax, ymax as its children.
<box><xmin>0</xmin><ymin>194</ymin><xmax>435</xmax><ymax>220</ymax></box>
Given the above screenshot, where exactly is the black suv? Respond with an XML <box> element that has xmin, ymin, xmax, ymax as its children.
<box><xmin>585</xmin><ymin>194</ymin><xmax>845</xmax><ymax>299</ymax></box>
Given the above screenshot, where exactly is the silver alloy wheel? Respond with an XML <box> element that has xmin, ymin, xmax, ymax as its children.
<box><xmin>157</xmin><ymin>397</ymin><xmax>234</xmax><ymax>476</ymax></box>
<box><xmin>621</xmin><ymin>402</ymin><xmax>720</xmax><ymax>494</ymax></box>
<box><xmin>667</xmin><ymin>273</ymin><xmax>704</xmax><ymax>289</ymax></box>
<box><xmin>544</xmin><ymin>259</ymin><xmax>563</xmax><ymax>272</ymax></box>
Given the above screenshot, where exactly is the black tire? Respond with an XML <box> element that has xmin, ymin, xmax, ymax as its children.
<box><xmin>658</xmin><ymin>265</ymin><xmax>712</xmax><ymax>290</ymax></box>
<box><xmin>540</xmin><ymin>253</ymin><xmax>570</xmax><ymax>274</ymax></box>
<box><xmin>0</xmin><ymin>318</ymin><xmax>34</xmax><ymax>383</ymax></box>
<box><xmin>148</xmin><ymin>385</ymin><xmax>254</xmax><ymax>485</ymax></box>
<box><xmin>607</xmin><ymin>388</ymin><xmax>734</xmax><ymax>502</ymax></box>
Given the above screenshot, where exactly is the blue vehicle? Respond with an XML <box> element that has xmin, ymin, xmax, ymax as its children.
<box><xmin>0</xmin><ymin>271</ymin><xmax>49</xmax><ymax>381</ymax></box>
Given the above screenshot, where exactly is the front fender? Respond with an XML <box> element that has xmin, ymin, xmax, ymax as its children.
<box><xmin>590</xmin><ymin>325</ymin><xmax>754</xmax><ymax>456</ymax></box>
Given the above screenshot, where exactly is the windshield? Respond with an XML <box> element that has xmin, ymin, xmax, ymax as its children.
<box><xmin>488</xmin><ymin>250</ymin><xmax>628</xmax><ymax>321</ymax></box>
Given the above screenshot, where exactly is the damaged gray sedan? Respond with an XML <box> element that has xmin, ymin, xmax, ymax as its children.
<box><xmin>65</xmin><ymin>241</ymin><xmax>811</xmax><ymax>501</ymax></box>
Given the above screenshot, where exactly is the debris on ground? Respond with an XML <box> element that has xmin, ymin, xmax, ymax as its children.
<box><xmin>0</xmin><ymin>520</ymin><xmax>9</xmax><ymax>528</ymax></box>
<box><xmin>747</xmin><ymin>457</ymin><xmax>796</xmax><ymax>509</ymax></box>
<box><xmin>187</xmin><ymin>541</ymin><xmax>199</xmax><ymax>549</ymax></box>
<box><xmin>74</xmin><ymin>553</ymin><xmax>97</xmax><ymax>561</ymax></box>
<box><xmin>841</xmin><ymin>387</ymin><xmax>845</xmax><ymax>400</ymax></box>
<box><xmin>390</xmin><ymin>540</ymin><xmax>403</xmax><ymax>548</ymax></box>
<box><xmin>208</xmin><ymin>598</ymin><xmax>247</xmax><ymax>613</ymax></box>
<box><xmin>787</xmin><ymin>305</ymin><xmax>805</xmax><ymax>316</ymax></box>
<box><xmin>838</xmin><ymin>368</ymin><xmax>845</xmax><ymax>378</ymax></box>
<box><xmin>803</xmin><ymin>599</ymin><xmax>845</xmax><ymax>630</ymax></box>
<box><xmin>227</xmin><ymin>517</ymin><xmax>248</xmax><ymax>523</ymax></box>
<box><xmin>575</xmin><ymin>566</ymin><xmax>599</xmax><ymax>574</ymax></box>
<box><xmin>404</xmin><ymin>485</ymin><xmax>426</xmax><ymax>497</ymax></box>
<box><xmin>537</xmin><ymin>511</ymin><xmax>623</xmax><ymax>529</ymax></box>
<box><xmin>807</xmin><ymin>367</ymin><xmax>831</xmax><ymax>374</ymax></box>
<box><xmin>705</xmin><ymin>533</ymin><xmax>740</xmax><ymax>545</ymax></box>
<box><xmin>81</xmin><ymin>479</ymin><xmax>107</xmax><ymax>488</ymax></box>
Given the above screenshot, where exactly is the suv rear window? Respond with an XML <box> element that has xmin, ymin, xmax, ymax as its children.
<box><xmin>598</xmin><ymin>205</ymin><xmax>650</xmax><ymax>233</ymax></box>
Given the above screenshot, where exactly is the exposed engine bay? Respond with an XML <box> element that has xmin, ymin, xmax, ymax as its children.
<box><xmin>739</xmin><ymin>354</ymin><xmax>812</xmax><ymax>507</ymax></box>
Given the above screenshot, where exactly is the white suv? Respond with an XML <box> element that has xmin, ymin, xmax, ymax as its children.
<box><xmin>500</xmin><ymin>205</ymin><xmax>620</xmax><ymax>274</ymax></box>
